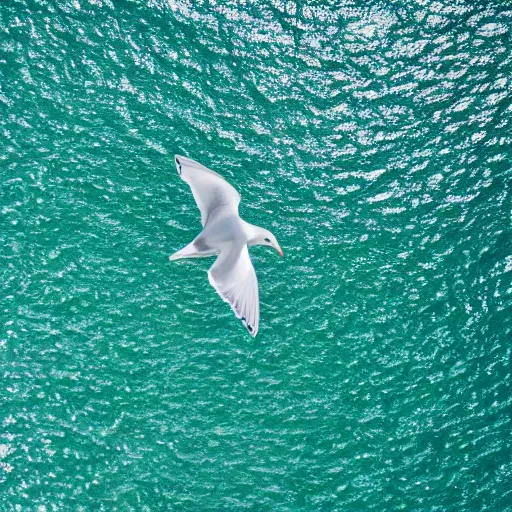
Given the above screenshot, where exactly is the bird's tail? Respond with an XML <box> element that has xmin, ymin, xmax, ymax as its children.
<box><xmin>169</xmin><ymin>242</ymin><xmax>217</xmax><ymax>261</ymax></box>
<box><xmin>169</xmin><ymin>244</ymin><xmax>196</xmax><ymax>261</ymax></box>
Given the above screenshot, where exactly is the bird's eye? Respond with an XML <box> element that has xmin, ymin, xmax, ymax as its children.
<box><xmin>264</xmin><ymin>237</ymin><xmax>271</xmax><ymax>243</ymax></box>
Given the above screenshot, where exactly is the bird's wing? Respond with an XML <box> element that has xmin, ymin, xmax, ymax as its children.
<box><xmin>175</xmin><ymin>155</ymin><xmax>241</xmax><ymax>227</ymax></box>
<box><xmin>208</xmin><ymin>244</ymin><xmax>260</xmax><ymax>337</ymax></box>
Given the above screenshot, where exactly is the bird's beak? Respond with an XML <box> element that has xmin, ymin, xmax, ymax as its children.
<box><xmin>275</xmin><ymin>243</ymin><xmax>284</xmax><ymax>257</ymax></box>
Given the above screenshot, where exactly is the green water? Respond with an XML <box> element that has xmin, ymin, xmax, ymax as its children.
<box><xmin>1</xmin><ymin>0</ymin><xmax>511</xmax><ymax>510</ymax></box>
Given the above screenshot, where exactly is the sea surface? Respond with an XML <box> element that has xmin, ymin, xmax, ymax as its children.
<box><xmin>1</xmin><ymin>0</ymin><xmax>511</xmax><ymax>510</ymax></box>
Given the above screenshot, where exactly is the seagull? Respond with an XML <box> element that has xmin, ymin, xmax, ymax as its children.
<box><xmin>170</xmin><ymin>155</ymin><xmax>283</xmax><ymax>337</ymax></box>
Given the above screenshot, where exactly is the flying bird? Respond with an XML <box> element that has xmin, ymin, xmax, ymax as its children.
<box><xmin>170</xmin><ymin>155</ymin><xmax>283</xmax><ymax>337</ymax></box>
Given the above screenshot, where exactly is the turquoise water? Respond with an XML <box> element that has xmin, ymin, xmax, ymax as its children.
<box><xmin>1</xmin><ymin>0</ymin><xmax>511</xmax><ymax>510</ymax></box>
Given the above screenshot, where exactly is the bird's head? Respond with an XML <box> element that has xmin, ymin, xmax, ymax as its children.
<box><xmin>254</xmin><ymin>228</ymin><xmax>283</xmax><ymax>257</ymax></box>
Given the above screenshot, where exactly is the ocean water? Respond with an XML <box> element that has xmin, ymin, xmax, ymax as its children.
<box><xmin>1</xmin><ymin>0</ymin><xmax>511</xmax><ymax>510</ymax></box>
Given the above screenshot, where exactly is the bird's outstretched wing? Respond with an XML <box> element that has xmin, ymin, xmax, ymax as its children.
<box><xmin>208</xmin><ymin>244</ymin><xmax>260</xmax><ymax>337</ymax></box>
<box><xmin>175</xmin><ymin>155</ymin><xmax>241</xmax><ymax>227</ymax></box>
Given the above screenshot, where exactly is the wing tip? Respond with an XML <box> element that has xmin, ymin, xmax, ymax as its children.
<box><xmin>175</xmin><ymin>154</ymin><xmax>182</xmax><ymax>175</ymax></box>
<box><xmin>241</xmin><ymin>317</ymin><xmax>258</xmax><ymax>338</ymax></box>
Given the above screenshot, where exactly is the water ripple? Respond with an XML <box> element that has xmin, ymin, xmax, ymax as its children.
<box><xmin>1</xmin><ymin>0</ymin><xmax>511</xmax><ymax>510</ymax></box>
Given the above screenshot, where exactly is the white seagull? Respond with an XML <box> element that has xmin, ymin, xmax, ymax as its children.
<box><xmin>170</xmin><ymin>155</ymin><xmax>283</xmax><ymax>337</ymax></box>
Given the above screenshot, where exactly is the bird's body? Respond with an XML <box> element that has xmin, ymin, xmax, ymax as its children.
<box><xmin>170</xmin><ymin>155</ymin><xmax>283</xmax><ymax>337</ymax></box>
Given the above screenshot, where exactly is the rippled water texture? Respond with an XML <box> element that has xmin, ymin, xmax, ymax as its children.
<box><xmin>1</xmin><ymin>0</ymin><xmax>511</xmax><ymax>510</ymax></box>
